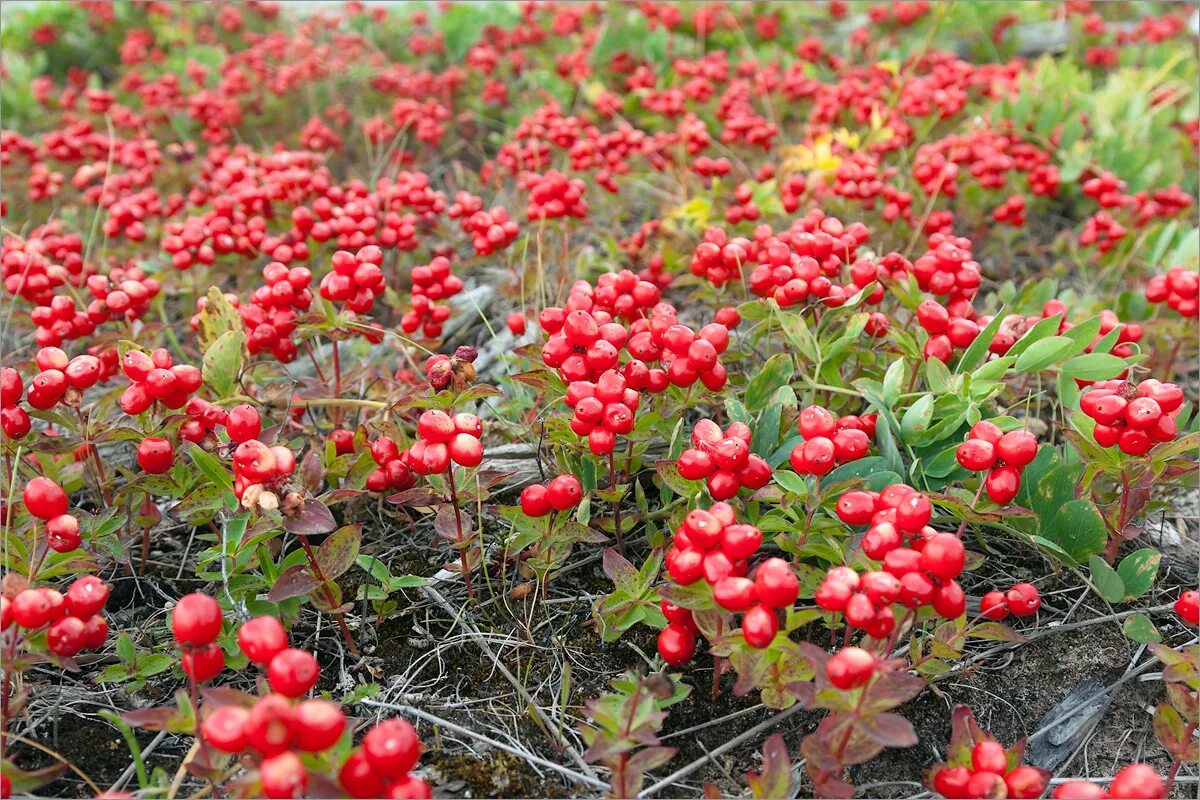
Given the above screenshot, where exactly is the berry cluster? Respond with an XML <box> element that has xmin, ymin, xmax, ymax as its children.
<box><xmin>657</xmin><ymin>600</ymin><xmax>701</xmax><ymax>667</ymax></box>
<box><xmin>788</xmin><ymin>406</ymin><xmax>875</xmax><ymax>477</ymax></box>
<box><xmin>78</xmin><ymin>262</ymin><xmax>161</xmax><ymax>334</ymax></box>
<box><xmin>21</xmin><ymin>347</ymin><xmax>104</xmax><ymax>412</ymax></box>
<box><xmin>180</xmin><ymin>397</ymin><xmax>229</xmax><ymax>444</ymax></box>
<box><xmin>24</xmin><ymin>476</ymin><xmax>81</xmax><ymax>553</ymax></box>
<box><xmin>4</xmin><ymin>575</ymin><xmax>110</xmax><ymax>658</ymax></box>
<box><xmin>676</xmin><ymin>419</ymin><xmax>772</xmax><ymax>500</ymax></box>
<box><xmin>955</xmin><ymin>423</ymin><xmax>1038</xmax><ymax>505</ymax></box>
<box><xmin>319</xmin><ymin>245</ymin><xmax>387</xmax><ymax>314</ymax></box>
<box><xmin>664</xmin><ymin>506</ymin><xmax>762</xmax><ymax>610</ymax></box>
<box><xmin>244</xmin><ymin>261</ymin><xmax>314</xmax><ymax>362</ymax></box>
<box><xmin>523</xmin><ymin>170</ymin><xmax>587</xmax><ymax>220</ymax></box>
<box><xmin>564</xmin><ymin>369</ymin><xmax>640</xmax><ymax>455</ymax></box>
<box><xmin>979</xmin><ymin>582</ymin><xmax>1042</xmax><ymax>620</ymax></box>
<box><xmin>911</xmin><ymin>233</ymin><xmax>982</xmax><ymax>300</ymax></box>
<box><xmin>931</xmin><ymin>740</ymin><xmax>1048</xmax><ymax>799</ymax></box>
<box><xmin>714</xmin><ymin>557</ymin><xmax>798</xmax><ymax>648</ymax></box>
<box><xmin>120</xmin><ymin>348</ymin><xmax>203</xmax><ymax>415</ymax></box>
<box><xmin>690</xmin><ymin>228</ymin><xmax>753</xmax><ymax>286</ymax></box>
<box><xmin>447</xmin><ymin>192</ymin><xmax>520</xmax><ymax>256</ymax></box>
<box><xmin>1079</xmin><ymin>379</ymin><xmax>1183</xmax><ymax>455</ymax></box>
<box><xmin>171</xmin><ymin>592</ymin><xmax>228</xmax><ymax>682</ymax></box>
<box><xmin>540</xmin><ymin>308</ymin><xmax>628</xmax><ymax>383</ymax></box>
<box><xmin>340</xmin><ymin>719</ymin><xmax>430</xmax><ymax>800</ymax></box>
<box><xmin>822</xmin><ymin>487</ymin><xmax>967</xmax><ymax>635</ymax></box>
<box><xmin>365</xmin><ymin>436</ymin><xmax>416</xmax><ymax>493</ymax></box>
<box><xmin>408</xmin><ymin>409</ymin><xmax>484</xmax><ymax>474</ymax></box>
<box><xmin>399</xmin><ymin>256</ymin><xmax>464</xmax><ymax>339</ymax></box>
<box><xmin>518</xmin><ymin>474</ymin><xmax>584</xmax><ymax>516</ymax></box>
<box><xmin>1</xmin><ymin>366</ymin><xmax>32</xmax><ymax>439</ymax></box>
<box><xmin>1144</xmin><ymin>267</ymin><xmax>1198</xmax><ymax>317</ymax></box>
<box><xmin>628</xmin><ymin>311</ymin><xmax>731</xmax><ymax>392</ymax></box>
<box><xmin>566</xmin><ymin>270</ymin><xmax>661</xmax><ymax>321</ymax></box>
<box><xmin>226</xmin><ymin>405</ymin><xmax>298</xmax><ymax>508</ymax></box>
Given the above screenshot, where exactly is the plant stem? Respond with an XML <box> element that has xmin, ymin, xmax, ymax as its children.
<box><xmin>954</xmin><ymin>480</ymin><xmax>987</xmax><ymax>538</ymax></box>
<box><xmin>608</xmin><ymin>450</ymin><xmax>624</xmax><ymax>554</ymax></box>
<box><xmin>296</xmin><ymin>533</ymin><xmax>359</xmax><ymax>655</ymax></box>
<box><xmin>331</xmin><ymin>338</ymin><xmax>343</xmax><ymax>426</ymax></box>
<box><xmin>446</xmin><ymin>467</ymin><xmax>474</xmax><ymax>600</ymax></box>
<box><xmin>1164</xmin><ymin>721</ymin><xmax>1197</xmax><ymax>795</ymax></box>
<box><xmin>712</xmin><ymin>617</ymin><xmax>723</xmax><ymax>701</ymax></box>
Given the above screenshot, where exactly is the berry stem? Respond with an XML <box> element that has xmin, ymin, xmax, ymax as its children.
<box><xmin>446</xmin><ymin>466</ymin><xmax>474</xmax><ymax>600</ymax></box>
<box><xmin>608</xmin><ymin>450</ymin><xmax>624</xmax><ymax>555</ymax></box>
<box><xmin>1164</xmin><ymin>721</ymin><xmax>1197</xmax><ymax>794</ymax></box>
<box><xmin>74</xmin><ymin>406</ymin><xmax>113</xmax><ymax>506</ymax></box>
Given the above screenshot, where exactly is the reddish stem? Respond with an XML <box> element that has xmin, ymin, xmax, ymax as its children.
<box><xmin>954</xmin><ymin>480</ymin><xmax>987</xmax><ymax>538</ymax></box>
<box><xmin>609</xmin><ymin>450</ymin><xmax>624</xmax><ymax>555</ymax></box>
<box><xmin>1164</xmin><ymin>721</ymin><xmax>1198</xmax><ymax>794</ymax></box>
<box><xmin>297</xmin><ymin>533</ymin><xmax>359</xmax><ymax>655</ymax></box>
<box><xmin>446</xmin><ymin>467</ymin><xmax>474</xmax><ymax>600</ymax></box>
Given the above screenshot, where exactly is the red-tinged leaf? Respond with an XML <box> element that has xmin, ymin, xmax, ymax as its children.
<box><xmin>510</xmin><ymin>368</ymin><xmax>564</xmax><ymax>393</ymax></box>
<box><xmin>747</xmin><ymin>733</ymin><xmax>794</xmax><ymax>799</ymax></box>
<box><xmin>946</xmin><ymin>706</ymin><xmax>990</xmax><ymax>766</ymax></box>
<box><xmin>475</xmin><ymin>469</ymin><xmax>516</xmax><ymax>489</ymax></box>
<box><xmin>316</xmin><ymin>524</ymin><xmax>361</xmax><ymax>579</ymax></box>
<box><xmin>299</xmin><ymin>448</ymin><xmax>324</xmax><ymax>493</ymax></box>
<box><xmin>324</xmin><ymin>488</ymin><xmax>368</xmax><ymax>504</ymax></box>
<box><xmin>968</xmin><ymin>621</ymin><xmax>1029</xmax><ymax>644</ymax></box>
<box><xmin>624</xmin><ymin>745</ymin><xmax>677</xmax><ymax>775</ymax></box>
<box><xmin>807</xmin><ymin>763</ymin><xmax>854</xmax><ymax>799</ymax></box>
<box><xmin>200</xmin><ymin>686</ymin><xmax>257</xmax><ymax>708</ymax></box>
<box><xmin>602</xmin><ymin>547</ymin><xmax>639</xmax><ymax>591</ymax></box>
<box><xmin>385</xmin><ymin>489</ymin><xmax>443</xmax><ymax>507</ymax></box>
<box><xmin>432</xmin><ymin>505</ymin><xmax>468</xmax><ymax>543</ymax></box>
<box><xmin>786</xmin><ymin>679</ymin><xmax>818</xmax><ymax>707</ymax></box>
<box><xmin>655</xmin><ymin>460</ymin><xmax>696</xmax><ymax>496</ymax></box>
<box><xmin>840</xmin><ymin>724</ymin><xmax>887</xmax><ymax>766</ymax></box>
<box><xmin>702</xmin><ymin>782</ymin><xmax>723</xmax><ymax>799</ymax></box>
<box><xmin>284</xmin><ymin>498</ymin><xmax>337</xmax><ymax>536</ymax></box>
<box><xmin>860</xmin><ymin>670</ymin><xmax>925</xmax><ymax>714</ymax></box>
<box><xmin>800</xmin><ymin>729</ymin><xmax>841</xmax><ymax>773</ymax></box>
<box><xmin>2</xmin><ymin>759</ymin><xmax>67</xmax><ymax>793</ymax></box>
<box><xmin>1154</xmin><ymin>703</ymin><xmax>1189</xmax><ymax>755</ymax></box>
<box><xmin>1167</xmin><ymin>682</ymin><xmax>1199</xmax><ymax>723</ymax></box>
<box><xmin>860</xmin><ymin>712</ymin><xmax>917</xmax><ymax>748</ymax></box>
<box><xmin>267</xmin><ymin>564</ymin><xmax>322</xmax><ymax>602</ymax></box>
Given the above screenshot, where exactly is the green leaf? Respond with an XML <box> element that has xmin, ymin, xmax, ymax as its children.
<box><xmin>187</xmin><ymin>443</ymin><xmax>234</xmax><ymax>493</ymax></box>
<box><xmin>956</xmin><ymin>310</ymin><xmax>1006</xmax><ymax>373</ymax></box>
<box><xmin>1062</xmin><ymin>352</ymin><xmax>1127</xmax><ymax>381</ymax></box>
<box><xmin>925</xmin><ymin>356</ymin><xmax>953</xmax><ymax>394</ymax></box>
<box><xmin>1014</xmin><ymin>336</ymin><xmax>1075</xmax><ymax>373</ymax></box>
<box><xmin>196</xmin><ymin>287</ymin><xmax>242</xmax><ymax>350</ymax></box>
<box><xmin>1045</xmin><ymin>499</ymin><xmax>1108</xmax><ymax>562</ymax></box>
<box><xmin>1088</xmin><ymin>556</ymin><xmax>1125</xmax><ymax>603</ymax></box>
<box><xmin>1007</xmin><ymin>314</ymin><xmax>1063</xmax><ymax>358</ymax></box>
<box><xmin>1116</xmin><ymin>548</ymin><xmax>1160</xmax><ymax>600</ymax></box>
<box><xmin>202</xmin><ymin>329</ymin><xmax>245</xmax><ymax>400</ymax></box>
<box><xmin>1122</xmin><ymin>614</ymin><xmax>1162</xmax><ymax>643</ymax></box>
<box><xmin>882</xmin><ymin>360</ymin><xmax>906</xmax><ymax>408</ymax></box>
<box><xmin>745</xmin><ymin>353</ymin><xmax>793</xmax><ymax>412</ymax></box>
<box><xmin>899</xmin><ymin>395</ymin><xmax>936</xmax><ymax>443</ymax></box>
<box><xmin>773</xmin><ymin>470</ymin><xmax>810</xmax><ymax>499</ymax></box>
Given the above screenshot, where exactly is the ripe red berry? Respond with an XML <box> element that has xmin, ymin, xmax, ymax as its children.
<box><xmin>825</xmin><ymin>646</ymin><xmax>876</xmax><ymax>689</ymax></box>
<box><xmin>972</xmin><ymin>740</ymin><xmax>1008</xmax><ymax>774</ymax></box>
<box><xmin>238</xmin><ymin>616</ymin><xmax>289</xmax><ymax>665</ymax></box>
<box><xmin>202</xmin><ymin>705</ymin><xmax>250</xmax><ymax>752</ymax></box>
<box><xmin>245</xmin><ymin>694</ymin><xmax>297</xmax><ymax>756</ymax></box>
<box><xmin>363</xmin><ymin>718</ymin><xmax>422</xmax><ymax>778</ymax></box>
<box><xmin>172</xmin><ymin>593</ymin><xmax>223</xmax><ymax>646</ymax></box>
<box><xmin>182</xmin><ymin>643</ymin><xmax>225</xmax><ymax>682</ymax></box>
<box><xmin>1005</xmin><ymin>765</ymin><xmax>1048</xmax><ymax>799</ymax></box>
<box><xmin>713</xmin><ymin>576</ymin><xmax>757</xmax><ymax>611</ymax></box>
<box><xmin>11</xmin><ymin>588</ymin><xmax>59</xmax><ymax>629</ymax></box>
<box><xmin>741</xmin><ymin>604</ymin><xmax>779</xmax><ymax>648</ymax></box>
<box><xmin>657</xmin><ymin>622</ymin><xmax>697</xmax><ymax>667</ymax></box>
<box><xmin>753</xmin><ymin>558</ymin><xmax>799</xmax><ymax>608</ymax></box>
<box><xmin>340</xmin><ymin>750</ymin><xmax>386</xmax><ymax>799</ymax></box>
<box><xmin>506</xmin><ymin>312</ymin><xmax>527</xmax><ymax>336</ymax></box>
<box><xmin>1106</xmin><ymin>764</ymin><xmax>1164</xmax><ymax>799</ymax></box>
<box><xmin>980</xmin><ymin>590</ymin><xmax>1009</xmax><ymax>620</ymax></box>
<box><xmin>137</xmin><ymin>437</ymin><xmax>175</xmax><ymax>473</ymax></box>
<box><xmin>984</xmin><ymin>465</ymin><xmax>1021</xmax><ymax>504</ymax></box>
<box><xmin>23</xmin><ymin>477</ymin><xmax>68</xmax><ymax>520</ymax></box>
<box><xmin>66</xmin><ymin>575</ymin><xmax>110</xmax><ymax>618</ymax></box>
<box><xmin>226</xmin><ymin>404</ymin><xmax>262</xmax><ymax>443</ymax></box>
<box><xmin>259</xmin><ymin>751</ymin><xmax>307</xmax><ymax>800</ymax></box>
<box><xmin>1176</xmin><ymin>590</ymin><xmax>1200</xmax><ymax>626</ymax></box>
<box><xmin>920</xmin><ymin>533</ymin><xmax>965</xmax><ymax>581</ymax></box>
<box><xmin>932</xmin><ymin>581</ymin><xmax>966</xmax><ymax>619</ymax></box>
<box><xmin>996</xmin><ymin>430</ymin><xmax>1037</xmax><ymax>467</ymax></box>
<box><xmin>1005</xmin><ymin>583</ymin><xmax>1041</xmax><ymax>616</ymax></box>
<box><xmin>293</xmin><ymin>699</ymin><xmax>347</xmax><ymax>752</ymax></box>
<box><xmin>47</xmin><ymin>616</ymin><xmax>88</xmax><ymax>657</ymax></box>
<box><xmin>956</xmin><ymin>438</ymin><xmax>996</xmax><ymax>471</ymax></box>
<box><xmin>387</xmin><ymin>775</ymin><xmax>433</xmax><ymax>799</ymax></box>
<box><xmin>268</xmin><ymin>648</ymin><xmax>320</xmax><ymax>697</ymax></box>
<box><xmin>836</xmin><ymin>491</ymin><xmax>876</xmax><ymax>525</ymax></box>
<box><xmin>546</xmin><ymin>474</ymin><xmax>583</xmax><ymax>510</ymax></box>
<box><xmin>46</xmin><ymin>513</ymin><xmax>81</xmax><ymax>552</ymax></box>
<box><xmin>933</xmin><ymin>767</ymin><xmax>972</xmax><ymax>799</ymax></box>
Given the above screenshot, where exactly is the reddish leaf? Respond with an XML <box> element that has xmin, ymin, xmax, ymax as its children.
<box><xmin>746</xmin><ymin>733</ymin><xmax>794</xmax><ymax>799</ymax></box>
<box><xmin>267</xmin><ymin>564</ymin><xmax>321</xmax><ymax>602</ymax></box>
<box><xmin>2</xmin><ymin>759</ymin><xmax>67</xmax><ymax>793</ymax></box>
<box><xmin>433</xmin><ymin>505</ymin><xmax>468</xmax><ymax>543</ymax></box>
<box><xmin>602</xmin><ymin>547</ymin><xmax>639</xmax><ymax>590</ymax></box>
<box><xmin>860</xmin><ymin>712</ymin><xmax>917</xmax><ymax>748</ymax></box>
<box><xmin>316</xmin><ymin>524</ymin><xmax>361</xmax><ymax>579</ymax></box>
<box><xmin>283</xmin><ymin>498</ymin><xmax>337</xmax><ymax>536</ymax></box>
<box><xmin>122</xmin><ymin>706</ymin><xmax>189</xmax><ymax>731</ymax></box>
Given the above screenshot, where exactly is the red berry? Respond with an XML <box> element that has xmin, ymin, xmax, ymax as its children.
<box><xmin>202</xmin><ymin>705</ymin><xmax>249</xmax><ymax>752</ymax></box>
<box><xmin>172</xmin><ymin>593</ymin><xmax>223</xmax><ymax>646</ymax></box>
<box><xmin>47</xmin><ymin>615</ymin><xmax>88</xmax><ymax>657</ymax></box>
<box><xmin>980</xmin><ymin>590</ymin><xmax>1009</xmax><ymax>620</ymax></box>
<box><xmin>340</xmin><ymin>750</ymin><xmax>386</xmax><ymax>799</ymax></box>
<box><xmin>972</xmin><ymin>740</ymin><xmax>1008</xmax><ymax>774</ymax></box>
<box><xmin>920</xmin><ymin>533</ymin><xmax>965</xmax><ymax>581</ymax></box>
<box><xmin>825</xmin><ymin>646</ymin><xmax>875</xmax><ymax>689</ymax></box>
<box><xmin>11</xmin><ymin>589</ymin><xmax>59</xmax><ymax>629</ymax></box>
<box><xmin>226</xmin><ymin>404</ymin><xmax>262</xmax><ymax>443</ymax></box>
<box><xmin>836</xmin><ymin>491</ymin><xmax>876</xmax><ymax>525</ymax></box>
<box><xmin>984</xmin><ymin>465</ymin><xmax>1021</xmax><ymax>504</ymax></box>
<box><xmin>1176</xmin><ymin>590</ymin><xmax>1200</xmax><ymax>626</ymax></box>
<box><xmin>1052</xmin><ymin>781</ymin><xmax>1107</xmax><ymax>799</ymax></box>
<box><xmin>798</xmin><ymin>406</ymin><xmax>836</xmax><ymax>439</ymax></box>
<box><xmin>66</xmin><ymin>575</ymin><xmax>110</xmax><ymax>618</ymax></box>
<box><xmin>713</xmin><ymin>576</ymin><xmax>757</xmax><ymax>611</ymax></box>
<box><xmin>996</xmin><ymin>430</ymin><xmax>1037</xmax><ymax>467</ymax></box>
<box><xmin>1106</xmin><ymin>764</ymin><xmax>1164</xmax><ymax>800</ymax></box>
<box><xmin>969</xmin><ymin>420</ymin><xmax>1003</xmax><ymax>444</ymax></box>
<box><xmin>506</xmin><ymin>312</ymin><xmax>527</xmax><ymax>336</ymax></box>
<box><xmin>182</xmin><ymin>643</ymin><xmax>225</xmax><ymax>682</ymax></box>
<box><xmin>741</xmin><ymin>604</ymin><xmax>778</xmax><ymax>648</ymax></box>
<box><xmin>933</xmin><ymin>767</ymin><xmax>972</xmax><ymax>799</ymax></box>
<box><xmin>137</xmin><ymin>437</ymin><xmax>175</xmax><ymax>473</ymax></box>
<box><xmin>259</xmin><ymin>751</ymin><xmax>307</xmax><ymax>799</ymax></box>
<box><xmin>46</xmin><ymin>513</ymin><xmax>81</xmax><ymax>552</ymax></box>
<box><xmin>293</xmin><ymin>699</ymin><xmax>347</xmax><ymax>752</ymax></box>
<box><xmin>268</xmin><ymin>648</ymin><xmax>320</xmax><ymax>697</ymax></box>
<box><xmin>520</xmin><ymin>484</ymin><xmax>552</xmax><ymax>517</ymax></box>
<box><xmin>417</xmin><ymin>410</ymin><xmax>456</xmax><ymax>443</ymax></box>
<box><xmin>754</xmin><ymin>558</ymin><xmax>799</xmax><ymax>608</ymax></box>
<box><xmin>238</xmin><ymin>616</ymin><xmax>288</xmax><ymax>665</ymax></box>
<box><xmin>245</xmin><ymin>694</ymin><xmax>297</xmax><ymax>756</ymax></box>
<box><xmin>719</xmin><ymin>524</ymin><xmax>762</xmax><ymax>560</ymax></box>
<box><xmin>932</xmin><ymin>580</ymin><xmax>966</xmax><ymax>619</ymax></box>
<box><xmin>363</xmin><ymin>718</ymin><xmax>422</xmax><ymax>778</ymax></box>
<box><xmin>546</xmin><ymin>474</ymin><xmax>583</xmax><ymax>510</ymax></box>
<box><xmin>1005</xmin><ymin>583</ymin><xmax>1041</xmax><ymax>616</ymax></box>
<box><xmin>657</xmin><ymin>622</ymin><xmax>697</xmax><ymax>667</ymax></box>
<box><xmin>956</xmin><ymin>438</ymin><xmax>996</xmax><ymax>471</ymax></box>
<box><xmin>23</xmin><ymin>476</ymin><xmax>68</xmax><ymax>520</ymax></box>
<box><xmin>1005</xmin><ymin>766</ymin><xmax>1048</xmax><ymax>799</ymax></box>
